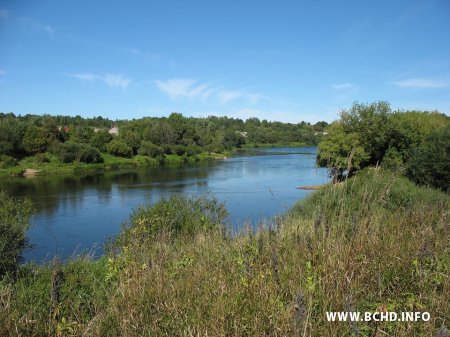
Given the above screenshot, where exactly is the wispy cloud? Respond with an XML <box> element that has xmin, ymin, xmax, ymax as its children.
<box><xmin>217</xmin><ymin>90</ymin><xmax>242</xmax><ymax>103</ymax></box>
<box><xmin>155</xmin><ymin>78</ymin><xmax>265</xmax><ymax>105</ymax></box>
<box><xmin>392</xmin><ymin>78</ymin><xmax>448</xmax><ymax>89</ymax></box>
<box><xmin>66</xmin><ymin>72</ymin><xmax>132</xmax><ymax>89</ymax></box>
<box><xmin>103</xmin><ymin>74</ymin><xmax>131</xmax><ymax>89</ymax></box>
<box><xmin>0</xmin><ymin>69</ymin><xmax>5</xmax><ymax>76</ymax></box>
<box><xmin>332</xmin><ymin>83</ymin><xmax>357</xmax><ymax>90</ymax></box>
<box><xmin>155</xmin><ymin>79</ymin><xmax>215</xmax><ymax>100</ymax></box>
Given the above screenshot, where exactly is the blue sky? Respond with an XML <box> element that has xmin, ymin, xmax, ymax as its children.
<box><xmin>1</xmin><ymin>0</ymin><xmax>449</xmax><ymax>123</ymax></box>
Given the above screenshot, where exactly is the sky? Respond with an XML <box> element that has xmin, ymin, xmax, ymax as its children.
<box><xmin>0</xmin><ymin>0</ymin><xmax>449</xmax><ymax>123</ymax></box>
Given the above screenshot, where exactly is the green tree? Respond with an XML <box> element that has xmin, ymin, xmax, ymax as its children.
<box><xmin>407</xmin><ymin>125</ymin><xmax>450</xmax><ymax>191</ymax></box>
<box><xmin>21</xmin><ymin>126</ymin><xmax>50</xmax><ymax>155</ymax></box>
<box><xmin>106</xmin><ymin>139</ymin><xmax>133</xmax><ymax>158</ymax></box>
<box><xmin>317</xmin><ymin>122</ymin><xmax>369</xmax><ymax>180</ymax></box>
<box><xmin>90</xmin><ymin>130</ymin><xmax>113</xmax><ymax>152</ymax></box>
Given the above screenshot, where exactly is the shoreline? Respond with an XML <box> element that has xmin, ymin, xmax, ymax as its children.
<box><xmin>0</xmin><ymin>143</ymin><xmax>316</xmax><ymax>178</ymax></box>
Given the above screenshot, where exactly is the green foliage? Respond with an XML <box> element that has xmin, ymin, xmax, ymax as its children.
<box><xmin>0</xmin><ymin>192</ymin><xmax>33</xmax><ymax>277</ymax></box>
<box><xmin>34</xmin><ymin>153</ymin><xmax>50</xmax><ymax>164</ymax></box>
<box><xmin>0</xmin><ymin>155</ymin><xmax>18</xmax><ymax>169</ymax></box>
<box><xmin>90</xmin><ymin>131</ymin><xmax>112</xmax><ymax>152</ymax></box>
<box><xmin>119</xmin><ymin>129</ymin><xmax>142</xmax><ymax>155</ymax></box>
<box><xmin>137</xmin><ymin>141</ymin><xmax>164</xmax><ymax>158</ymax></box>
<box><xmin>56</xmin><ymin>142</ymin><xmax>102</xmax><ymax>164</ymax></box>
<box><xmin>78</xmin><ymin>144</ymin><xmax>103</xmax><ymax>164</ymax></box>
<box><xmin>317</xmin><ymin>122</ymin><xmax>369</xmax><ymax>179</ymax></box>
<box><xmin>407</xmin><ymin>124</ymin><xmax>450</xmax><ymax>191</ymax></box>
<box><xmin>21</xmin><ymin>126</ymin><xmax>50</xmax><ymax>155</ymax></box>
<box><xmin>119</xmin><ymin>195</ymin><xmax>228</xmax><ymax>245</ymax></box>
<box><xmin>106</xmin><ymin>139</ymin><xmax>133</xmax><ymax>158</ymax></box>
<box><xmin>317</xmin><ymin>101</ymin><xmax>450</xmax><ymax>181</ymax></box>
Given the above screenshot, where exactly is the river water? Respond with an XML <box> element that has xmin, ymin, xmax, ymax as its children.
<box><xmin>0</xmin><ymin>147</ymin><xmax>328</xmax><ymax>262</ymax></box>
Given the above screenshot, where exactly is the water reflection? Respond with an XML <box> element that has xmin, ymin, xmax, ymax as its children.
<box><xmin>0</xmin><ymin>147</ymin><xmax>328</xmax><ymax>262</ymax></box>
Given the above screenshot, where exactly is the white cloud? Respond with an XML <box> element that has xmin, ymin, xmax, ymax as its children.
<box><xmin>66</xmin><ymin>72</ymin><xmax>99</xmax><ymax>81</ymax></box>
<box><xmin>66</xmin><ymin>72</ymin><xmax>131</xmax><ymax>89</ymax></box>
<box><xmin>393</xmin><ymin>78</ymin><xmax>448</xmax><ymax>89</ymax></box>
<box><xmin>0</xmin><ymin>69</ymin><xmax>5</xmax><ymax>76</ymax></box>
<box><xmin>217</xmin><ymin>90</ymin><xmax>242</xmax><ymax>103</ymax></box>
<box><xmin>332</xmin><ymin>83</ymin><xmax>357</xmax><ymax>90</ymax></box>
<box><xmin>155</xmin><ymin>79</ymin><xmax>217</xmax><ymax>100</ymax></box>
<box><xmin>155</xmin><ymin>78</ymin><xmax>266</xmax><ymax>105</ymax></box>
<box><xmin>103</xmin><ymin>74</ymin><xmax>131</xmax><ymax>89</ymax></box>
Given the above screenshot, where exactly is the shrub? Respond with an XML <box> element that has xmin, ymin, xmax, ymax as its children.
<box><xmin>137</xmin><ymin>141</ymin><xmax>164</xmax><ymax>158</ymax></box>
<box><xmin>78</xmin><ymin>144</ymin><xmax>103</xmax><ymax>163</ymax></box>
<box><xmin>119</xmin><ymin>195</ymin><xmax>228</xmax><ymax>246</ymax></box>
<box><xmin>0</xmin><ymin>155</ymin><xmax>18</xmax><ymax>168</ymax></box>
<box><xmin>0</xmin><ymin>192</ymin><xmax>33</xmax><ymax>277</ymax></box>
<box><xmin>56</xmin><ymin>142</ymin><xmax>102</xmax><ymax>163</ymax></box>
<box><xmin>106</xmin><ymin>140</ymin><xmax>133</xmax><ymax>158</ymax></box>
<box><xmin>161</xmin><ymin>143</ymin><xmax>173</xmax><ymax>155</ymax></box>
<box><xmin>185</xmin><ymin>145</ymin><xmax>202</xmax><ymax>156</ymax></box>
<box><xmin>34</xmin><ymin>153</ymin><xmax>50</xmax><ymax>164</ymax></box>
<box><xmin>173</xmin><ymin>144</ymin><xmax>186</xmax><ymax>156</ymax></box>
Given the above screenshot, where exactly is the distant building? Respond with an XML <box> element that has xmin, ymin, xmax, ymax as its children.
<box><xmin>236</xmin><ymin>131</ymin><xmax>248</xmax><ymax>138</ymax></box>
<box><xmin>109</xmin><ymin>126</ymin><xmax>119</xmax><ymax>135</ymax></box>
<box><xmin>93</xmin><ymin>127</ymin><xmax>101</xmax><ymax>133</ymax></box>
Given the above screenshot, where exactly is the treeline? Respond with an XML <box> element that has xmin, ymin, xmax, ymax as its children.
<box><xmin>0</xmin><ymin>112</ymin><xmax>328</xmax><ymax>167</ymax></box>
<box><xmin>316</xmin><ymin>102</ymin><xmax>450</xmax><ymax>190</ymax></box>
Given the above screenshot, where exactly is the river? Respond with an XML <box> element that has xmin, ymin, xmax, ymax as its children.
<box><xmin>0</xmin><ymin>147</ymin><xmax>328</xmax><ymax>262</ymax></box>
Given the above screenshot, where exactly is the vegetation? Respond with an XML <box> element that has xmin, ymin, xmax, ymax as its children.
<box><xmin>0</xmin><ymin>170</ymin><xmax>448</xmax><ymax>336</ymax></box>
<box><xmin>0</xmin><ymin>192</ymin><xmax>33</xmax><ymax>277</ymax></box>
<box><xmin>316</xmin><ymin>101</ymin><xmax>449</xmax><ymax>187</ymax></box>
<box><xmin>0</xmin><ymin>102</ymin><xmax>448</xmax><ymax>335</ymax></box>
<box><xmin>0</xmin><ymin>112</ymin><xmax>328</xmax><ymax>176</ymax></box>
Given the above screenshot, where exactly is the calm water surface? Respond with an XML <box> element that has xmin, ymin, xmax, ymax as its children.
<box><xmin>0</xmin><ymin>147</ymin><xmax>328</xmax><ymax>262</ymax></box>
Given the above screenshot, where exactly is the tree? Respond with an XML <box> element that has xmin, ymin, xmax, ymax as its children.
<box><xmin>90</xmin><ymin>131</ymin><xmax>113</xmax><ymax>152</ymax></box>
<box><xmin>21</xmin><ymin>126</ymin><xmax>50</xmax><ymax>155</ymax></box>
<box><xmin>407</xmin><ymin>125</ymin><xmax>450</xmax><ymax>191</ymax></box>
<box><xmin>106</xmin><ymin>139</ymin><xmax>133</xmax><ymax>158</ymax></box>
<box><xmin>317</xmin><ymin>122</ymin><xmax>369</xmax><ymax>181</ymax></box>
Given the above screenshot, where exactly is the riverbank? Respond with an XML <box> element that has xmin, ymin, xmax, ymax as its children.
<box><xmin>1</xmin><ymin>169</ymin><xmax>448</xmax><ymax>336</ymax></box>
<box><xmin>0</xmin><ymin>143</ymin><xmax>314</xmax><ymax>178</ymax></box>
<box><xmin>0</xmin><ymin>151</ymin><xmax>229</xmax><ymax>178</ymax></box>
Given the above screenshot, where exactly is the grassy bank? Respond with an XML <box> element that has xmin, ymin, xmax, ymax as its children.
<box><xmin>0</xmin><ymin>170</ymin><xmax>448</xmax><ymax>336</ymax></box>
<box><xmin>0</xmin><ymin>152</ymin><xmax>229</xmax><ymax>178</ymax></box>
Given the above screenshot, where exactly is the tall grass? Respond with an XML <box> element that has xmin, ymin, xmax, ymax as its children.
<box><xmin>0</xmin><ymin>169</ymin><xmax>448</xmax><ymax>336</ymax></box>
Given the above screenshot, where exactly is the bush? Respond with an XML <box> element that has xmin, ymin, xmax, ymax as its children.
<box><xmin>185</xmin><ymin>145</ymin><xmax>202</xmax><ymax>156</ymax></box>
<box><xmin>78</xmin><ymin>144</ymin><xmax>103</xmax><ymax>163</ymax></box>
<box><xmin>56</xmin><ymin>142</ymin><xmax>102</xmax><ymax>164</ymax></box>
<box><xmin>34</xmin><ymin>153</ymin><xmax>50</xmax><ymax>164</ymax></box>
<box><xmin>407</xmin><ymin>125</ymin><xmax>450</xmax><ymax>191</ymax></box>
<box><xmin>119</xmin><ymin>195</ymin><xmax>228</xmax><ymax>245</ymax></box>
<box><xmin>138</xmin><ymin>141</ymin><xmax>164</xmax><ymax>158</ymax></box>
<box><xmin>173</xmin><ymin>144</ymin><xmax>186</xmax><ymax>156</ymax></box>
<box><xmin>0</xmin><ymin>192</ymin><xmax>33</xmax><ymax>277</ymax></box>
<box><xmin>106</xmin><ymin>140</ymin><xmax>133</xmax><ymax>158</ymax></box>
<box><xmin>0</xmin><ymin>155</ymin><xmax>18</xmax><ymax>168</ymax></box>
<box><xmin>161</xmin><ymin>143</ymin><xmax>173</xmax><ymax>155</ymax></box>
